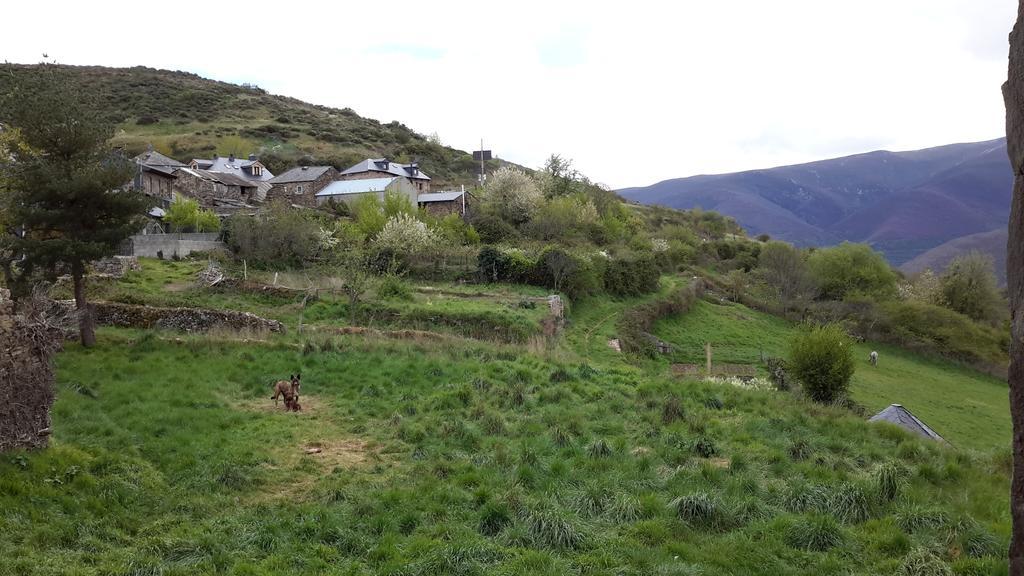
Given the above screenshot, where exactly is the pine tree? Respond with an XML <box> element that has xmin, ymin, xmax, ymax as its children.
<box><xmin>0</xmin><ymin>64</ymin><xmax>151</xmax><ymax>346</ymax></box>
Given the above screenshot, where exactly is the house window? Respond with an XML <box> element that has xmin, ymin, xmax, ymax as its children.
<box><xmin>252</xmin><ymin>165</ymin><xmax>263</xmax><ymax>177</ymax></box>
<box><xmin>296</xmin><ymin>185</ymin><xmax>304</xmax><ymax>195</ymax></box>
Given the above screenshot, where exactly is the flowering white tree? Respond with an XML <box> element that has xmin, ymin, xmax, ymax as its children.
<box><xmin>373</xmin><ymin>214</ymin><xmax>439</xmax><ymax>254</ymax></box>
<box><xmin>484</xmin><ymin>166</ymin><xmax>543</xmax><ymax>225</ymax></box>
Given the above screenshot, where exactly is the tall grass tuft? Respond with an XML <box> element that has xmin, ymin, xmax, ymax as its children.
<box><xmin>690</xmin><ymin>436</ymin><xmax>718</xmax><ymax>458</ymax></box>
<box><xmin>784</xmin><ymin>515</ymin><xmax>845</xmax><ymax>552</ymax></box>
<box><xmin>895</xmin><ymin>505</ymin><xmax>950</xmax><ymax>534</ymax></box>
<box><xmin>787</xmin><ymin>439</ymin><xmax>812</xmax><ymax>461</ymax></box>
<box><xmin>874</xmin><ymin>461</ymin><xmax>909</xmax><ymax>502</ymax></box>
<box><xmin>521</xmin><ymin>505</ymin><xmax>587</xmax><ymax>550</ymax></box>
<box><xmin>669</xmin><ymin>492</ymin><xmax>730</xmax><ymax>530</ymax></box>
<box><xmin>826</xmin><ymin>482</ymin><xmax>872</xmax><ymax>524</ymax></box>
<box><xmin>587</xmin><ymin>438</ymin><xmax>614</xmax><ymax>459</ymax></box>
<box><xmin>662</xmin><ymin>394</ymin><xmax>685</xmax><ymax>424</ymax></box>
<box><xmin>478</xmin><ymin>501</ymin><xmax>512</xmax><ymax>536</ymax></box>
<box><xmin>897</xmin><ymin>547</ymin><xmax>952</xmax><ymax>576</ymax></box>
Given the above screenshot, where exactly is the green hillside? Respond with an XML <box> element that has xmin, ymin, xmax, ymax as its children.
<box><xmin>0</xmin><ymin>64</ymin><xmax>501</xmax><ymax>186</ymax></box>
<box><xmin>0</xmin><ymin>259</ymin><xmax>1012</xmax><ymax>575</ymax></box>
<box><xmin>653</xmin><ymin>299</ymin><xmax>1011</xmax><ymax>452</ymax></box>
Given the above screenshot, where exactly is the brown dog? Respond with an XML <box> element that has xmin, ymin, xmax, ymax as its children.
<box><xmin>271</xmin><ymin>373</ymin><xmax>302</xmax><ymax>411</ymax></box>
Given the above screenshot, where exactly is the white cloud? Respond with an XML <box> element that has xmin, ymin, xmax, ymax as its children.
<box><xmin>1</xmin><ymin>0</ymin><xmax>1015</xmax><ymax>188</ymax></box>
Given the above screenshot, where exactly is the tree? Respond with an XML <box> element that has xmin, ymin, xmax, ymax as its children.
<box><xmin>807</xmin><ymin>242</ymin><xmax>897</xmax><ymax>301</ymax></box>
<box><xmin>0</xmin><ymin>65</ymin><xmax>150</xmax><ymax>346</ymax></box>
<box><xmin>1002</xmin><ymin>7</ymin><xmax>1024</xmax><ymax>570</ymax></box>
<box><xmin>483</xmin><ymin>166</ymin><xmax>542</xmax><ymax>225</ymax></box>
<box><xmin>757</xmin><ymin>241</ymin><xmax>817</xmax><ymax>304</ymax></box>
<box><xmin>373</xmin><ymin>213</ymin><xmax>438</xmax><ymax>255</ymax></box>
<box><xmin>164</xmin><ymin>195</ymin><xmax>220</xmax><ymax>232</ymax></box>
<box><xmin>788</xmin><ymin>324</ymin><xmax>855</xmax><ymax>404</ymax></box>
<box><xmin>939</xmin><ymin>251</ymin><xmax>1005</xmax><ymax>325</ymax></box>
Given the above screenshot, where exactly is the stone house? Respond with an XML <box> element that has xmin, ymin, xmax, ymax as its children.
<box><xmin>133</xmin><ymin>149</ymin><xmax>187</xmax><ymax>207</ymax></box>
<box><xmin>418</xmin><ymin>190</ymin><xmax>473</xmax><ymax>217</ymax></box>
<box><xmin>266</xmin><ymin>166</ymin><xmax>339</xmax><ymax>207</ymax></box>
<box><xmin>339</xmin><ymin>158</ymin><xmax>431</xmax><ymax>193</ymax></box>
<box><xmin>189</xmin><ymin>153</ymin><xmax>274</xmax><ymax>202</ymax></box>
<box><xmin>314</xmin><ymin>176</ymin><xmax>416</xmax><ymax>208</ymax></box>
<box><xmin>172</xmin><ymin>168</ymin><xmax>260</xmax><ymax>207</ymax></box>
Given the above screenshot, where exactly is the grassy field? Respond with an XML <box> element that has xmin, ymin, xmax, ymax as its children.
<box><xmin>0</xmin><ymin>260</ymin><xmax>1014</xmax><ymax>575</ymax></box>
<box><xmin>653</xmin><ymin>299</ymin><xmax>1011</xmax><ymax>452</ymax></box>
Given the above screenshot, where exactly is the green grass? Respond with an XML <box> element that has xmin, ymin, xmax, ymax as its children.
<box><xmin>652</xmin><ymin>299</ymin><xmax>1010</xmax><ymax>452</ymax></box>
<box><xmin>1</xmin><ymin>262</ymin><xmax>1014</xmax><ymax>574</ymax></box>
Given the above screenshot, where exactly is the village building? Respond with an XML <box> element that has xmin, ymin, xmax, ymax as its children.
<box><xmin>172</xmin><ymin>168</ymin><xmax>260</xmax><ymax>209</ymax></box>
<box><xmin>868</xmin><ymin>404</ymin><xmax>947</xmax><ymax>443</ymax></box>
<box><xmin>314</xmin><ymin>176</ymin><xmax>416</xmax><ymax>208</ymax></box>
<box><xmin>133</xmin><ymin>149</ymin><xmax>187</xmax><ymax>207</ymax></box>
<box><xmin>266</xmin><ymin>165</ymin><xmax>339</xmax><ymax>208</ymax></box>
<box><xmin>417</xmin><ymin>189</ymin><xmax>473</xmax><ymax>217</ymax></box>
<box><xmin>339</xmin><ymin>158</ymin><xmax>431</xmax><ymax>192</ymax></box>
<box><xmin>189</xmin><ymin>153</ymin><xmax>274</xmax><ymax>202</ymax></box>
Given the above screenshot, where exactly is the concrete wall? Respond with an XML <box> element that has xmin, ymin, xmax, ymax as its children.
<box><xmin>126</xmin><ymin>233</ymin><xmax>225</xmax><ymax>258</ymax></box>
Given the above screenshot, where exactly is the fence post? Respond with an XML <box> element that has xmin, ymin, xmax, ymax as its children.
<box><xmin>705</xmin><ymin>343</ymin><xmax>712</xmax><ymax>377</ymax></box>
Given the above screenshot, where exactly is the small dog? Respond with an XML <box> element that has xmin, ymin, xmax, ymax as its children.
<box><xmin>271</xmin><ymin>373</ymin><xmax>302</xmax><ymax>411</ymax></box>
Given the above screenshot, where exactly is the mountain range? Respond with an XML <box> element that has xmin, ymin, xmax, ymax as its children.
<box><xmin>619</xmin><ymin>138</ymin><xmax>1012</xmax><ymax>280</ymax></box>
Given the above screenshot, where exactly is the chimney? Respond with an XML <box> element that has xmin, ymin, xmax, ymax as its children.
<box><xmin>228</xmin><ymin>153</ymin><xmax>235</xmax><ymax>163</ymax></box>
<box><xmin>301</xmin><ymin>166</ymin><xmax>308</xmax><ymax>171</ymax></box>
<box><xmin>248</xmin><ymin>153</ymin><xmax>257</xmax><ymax>161</ymax></box>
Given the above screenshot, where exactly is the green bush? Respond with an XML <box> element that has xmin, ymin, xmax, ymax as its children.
<box><xmin>788</xmin><ymin>324</ymin><xmax>855</xmax><ymax>403</ymax></box>
<box><xmin>603</xmin><ymin>252</ymin><xmax>660</xmax><ymax>297</ymax></box>
<box><xmin>878</xmin><ymin>301</ymin><xmax>1008</xmax><ymax>365</ymax></box>
<box><xmin>808</xmin><ymin>242</ymin><xmax>897</xmax><ymax>300</ymax></box>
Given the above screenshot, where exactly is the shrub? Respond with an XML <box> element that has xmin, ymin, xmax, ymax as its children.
<box><xmin>784</xmin><ymin>515</ymin><xmax>845</xmax><ymax>551</ymax></box>
<box><xmin>483</xmin><ymin>166</ymin><xmax>543</xmax><ymax>225</ymax></box>
<box><xmin>604</xmin><ymin>252</ymin><xmax>660</xmax><ymax>297</ymax></box>
<box><xmin>164</xmin><ymin>195</ymin><xmax>220</xmax><ymax>233</ymax></box>
<box><xmin>376</xmin><ymin>274</ymin><xmax>412</xmax><ymax>300</ymax></box>
<box><xmin>223</xmin><ymin>202</ymin><xmax>323</xmax><ymax>267</ymax></box>
<box><xmin>939</xmin><ymin>251</ymin><xmax>1005</xmax><ymax>325</ymax></box>
<box><xmin>373</xmin><ymin>214</ymin><xmax>438</xmax><ymax>255</ymax></box>
<box><xmin>690</xmin><ymin>436</ymin><xmax>718</xmax><ymax>458</ymax></box>
<box><xmin>788</xmin><ymin>324</ymin><xmax>855</xmax><ymax>403</ymax></box>
<box><xmin>807</xmin><ymin>242</ymin><xmax>897</xmax><ymax>300</ymax></box>
<box><xmin>662</xmin><ymin>394</ymin><xmax>685</xmax><ymax>424</ymax></box>
<box><xmin>878</xmin><ymin>301</ymin><xmax>1007</xmax><ymax>365</ymax></box>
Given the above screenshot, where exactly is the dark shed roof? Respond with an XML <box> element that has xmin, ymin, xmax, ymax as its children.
<box><xmin>868</xmin><ymin>404</ymin><xmax>947</xmax><ymax>443</ymax></box>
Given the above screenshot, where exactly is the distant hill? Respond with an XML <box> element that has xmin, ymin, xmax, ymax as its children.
<box><xmin>619</xmin><ymin>139</ymin><xmax>1012</xmax><ymax>268</ymax></box>
<box><xmin>901</xmin><ymin>228</ymin><xmax>1009</xmax><ymax>284</ymax></box>
<box><xmin>0</xmin><ymin>64</ymin><xmax>506</xmax><ymax>187</ymax></box>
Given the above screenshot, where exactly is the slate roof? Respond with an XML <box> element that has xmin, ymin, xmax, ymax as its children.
<box><xmin>868</xmin><ymin>404</ymin><xmax>947</xmax><ymax>443</ymax></box>
<box><xmin>178</xmin><ymin>168</ymin><xmax>258</xmax><ymax>188</ymax></box>
<box><xmin>190</xmin><ymin>155</ymin><xmax>274</xmax><ymax>182</ymax></box>
<box><xmin>340</xmin><ymin>158</ymin><xmax>430</xmax><ymax>181</ymax></box>
<box><xmin>316</xmin><ymin>177</ymin><xmax>398</xmax><ymax>196</ymax></box>
<box><xmin>417</xmin><ymin>191</ymin><xmax>464</xmax><ymax>203</ymax></box>
<box><xmin>135</xmin><ymin>150</ymin><xmax>187</xmax><ymax>168</ymax></box>
<box><xmin>270</xmin><ymin>166</ymin><xmax>333</xmax><ymax>184</ymax></box>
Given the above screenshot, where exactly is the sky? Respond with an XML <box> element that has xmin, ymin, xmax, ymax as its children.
<box><xmin>1</xmin><ymin>0</ymin><xmax>1016</xmax><ymax>188</ymax></box>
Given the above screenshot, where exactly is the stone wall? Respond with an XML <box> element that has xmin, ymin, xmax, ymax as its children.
<box><xmin>125</xmin><ymin>233</ymin><xmax>225</xmax><ymax>258</ymax></box>
<box><xmin>60</xmin><ymin>301</ymin><xmax>286</xmax><ymax>333</ymax></box>
<box><xmin>0</xmin><ymin>288</ymin><xmax>63</xmax><ymax>452</ymax></box>
<box><xmin>172</xmin><ymin>170</ymin><xmax>253</xmax><ymax>206</ymax></box>
<box><xmin>266</xmin><ymin>168</ymin><xmax>338</xmax><ymax>208</ymax></box>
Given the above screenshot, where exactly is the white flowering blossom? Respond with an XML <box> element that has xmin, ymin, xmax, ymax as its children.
<box><xmin>704</xmin><ymin>376</ymin><xmax>774</xmax><ymax>391</ymax></box>
<box><xmin>652</xmin><ymin>238</ymin><xmax>669</xmax><ymax>252</ymax></box>
<box><xmin>373</xmin><ymin>214</ymin><xmax>439</xmax><ymax>253</ymax></box>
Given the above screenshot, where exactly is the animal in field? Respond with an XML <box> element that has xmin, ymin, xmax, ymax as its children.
<box><xmin>271</xmin><ymin>373</ymin><xmax>302</xmax><ymax>411</ymax></box>
<box><xmin>869</xmin><ymin>351</ymin><xmax>878</xmax><ymax>367</ymax></box>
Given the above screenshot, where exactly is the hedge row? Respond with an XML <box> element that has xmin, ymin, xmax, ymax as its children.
<box><xmin>617</xmin><ymin>280</ymin><xmax>705</xmax><ymax>356</ymax></box>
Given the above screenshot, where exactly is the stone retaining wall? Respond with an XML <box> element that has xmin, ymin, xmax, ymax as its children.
<box><xmin>58</xmin><ymin>300</ymin><xmax>285</xmax><ymax>334</ymax></box>
<box><xmin>126</xmin><ymin>233</ymin><xmax>225</xmax><ymax>258</ymax></box>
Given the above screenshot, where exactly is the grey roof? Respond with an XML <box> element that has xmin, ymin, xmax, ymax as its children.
<box><xmin>316</xmin><ymin>177</ymin><xmax>397</xmax><ymax>196</ymax></box>
<box><xmin>135</xmin><ymin>150</ymin><xmax>186</xmax><ymax>168</ymax></box>
<box><xmin>177</xmin><ymin>168</ymin><xmax>259</xmax><ymax>188</ymax></box>
<box><xmin>189</xmin><ymin>155</ymin><xmax>274</xmax><ymax>182</ymax></box>
<box><xmin>868</xmin><ymin>404</ymin><xmax>947</xmax><ymax>443</ymax></box>
<box><xmin>417</xmin><ymin>191</ymin><xmax>464</xmax><ymax>203</ymax></box>
<box><xmin>340</xmin><ymin>158</ymin><xmax>430</xmax><ymax>181</ymax></box>
<box><xmin>270</xmin><ymin>166</ymin><xmax>333</xmax><ymax>184</ymax></box>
